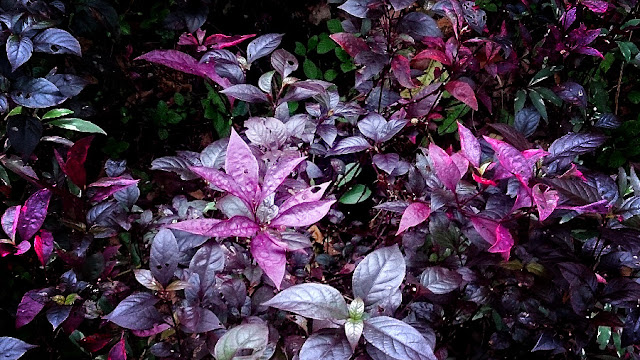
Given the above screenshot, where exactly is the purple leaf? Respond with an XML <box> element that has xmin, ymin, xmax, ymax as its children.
<box><xmin>46</xmin><ymin>305</ymin><xmax>71</xmax><ymax>330</ymax></box>
<box><xmin>6</xmin><ymin>35</ymin><xmax>33</xmax><ymax>71</ymax></box>
<box><xmin>352</xmin><ymin>245</ymin><xmax>406</xmax><ymax>309</ymax></box>
<box><xmin>445</xmin><ymin>80</ymin><xmax>478</xmax><ymax>110</ymax></box>
<box><xmin>217</xmin><ymin>195</ymin><xmax>254</xmax><ymax>219</ymax></box>
<box><xmin>490</xmin><ymin>224</ymin><xmax>514</xmax><ymax>260</ymax></box>
<box><xmin>389</xmin><ymin>0</ymin><xmax>414</xmax><ymax>10</ymax></box>
<box><xmin>373</xmin><ymin>153</ymin><xmax>400</xmax><ymax>174</ymax></box>
<box><xmin>391</xmin><ymin>55</ymin><xmax>416</xmax><ymax>88</ymax></box>
<box><xmin>16</xmin><ymin>289</ymin><xmax>48</xmax><ymax>328</ymax></box>
<box><xmin>338</xmin><ymin>0</ymin><xmax>374</xmax><ymax>18</ymax></box>
<box><xmin>247</xmin><ymin>33</ymin><xmax>284</xmax><ymax>64</ymax></box>
<box><xmin>554</xmin><ymin>82</ymin><xmax>587</xmax><ymax>108</ymax></box>
<box><xmin>582</xmin><ymin>0</ymin><xmax>608</xmax><ymax>13</ymax></box>
<box><xmin>419</xmin><ymin>267</ymin><xmax>462</xmax><ymax>294</ymax></box>
<box><xmin>150</xmin><ymin>229</ymin><xmax>179</xmax><ymax>286</ymax></box>
<box><xmin>107</xmin><ymin>337</ymin><xmax>126</xmax><ymax>360</ymax></box>
<box><xmin>189</xmin><ymin>243</ymin><xmax>225</xmax><ymax>295</ymax></box>
<box><xmin>329</xmin><ymin>136</ymin><xmax>372</xmax><ymax>155</ymax></box>
<box><xmin>547</xmin><ymin>133</ymin><xmax>606</xmax><ymax>160</ymax></box>
<box><xmin>189</xmin><ymin>166</ymin><xmax>248</xmax><ymax>202</ymax></box>
<box><xmin>226</xmin><ymin>129</ymin><xmax>260</xmax><ymax>204</ymax></box>
<box><xmin>245</xmin><ymin>117</ymin><xmax>288</xmax><ymax>149</ymax></box>
<box><xmin>250</xmin><ymin>231</ymin><xmax>287</xmax><ymax>288</ymax></box>
<box><xmin>396</xmin><ymin>202</ymin><xmax>431</xmax><ymax>235</ymax></box>
<box><xmin>329</xmin><ymin>33</ymin><xmax>369</xmax><ymax>58</ymax></box>
<box><xmin>166</xmin><ymin>216</ymin><xmax>258</xmax><ymax>238</ymax></box>
<box><xmin>398</xmin><ymin>12</ymin><xmax>442</xmax><ymax>40</ymax></box>
<box><xmin>14</xmin><ymin>240</ymin><xmax>30</xmax><ymax>255</ymax></box>
<box><xmin>279</xmin><ymin>182</ymin><xmax>331</xmax><ymax>213</ymax></box>
<box><xmin>104</xmin><ymin>292</ymin><xmax>164</xmax><ymax>330</ymax></box>
<box><xmin>358</xmin><ymin>113</ymin><xmax>408</xmax><ymax>143</ymax></box>
<box><xmin>87</xmin><ymin>177</ymin><xmax>139</xmax><ymax>202</ymax></box>
<box><xmin>34</xmin><ymin>230</ymin><xmax>54</xmax><ymax>266</ymax></box>
<box><xmin>7</xmin><ymin>115</ymin><xmax>43</xmax><ymax>160</ymax></box>
<box><xmin>271</xmin><ymin>200</ymin><xmax>336</xmax><ymax>228</ymax></box>
<box><xmin>178</xmin><ymin>306</ymin><xmax>222</xmax><ymax>333</ymax></box>
<box><xmin>151</xmin><ymin>154</ymin><xmax>200</xmax><ymax>180</ymax></box>
<box><xmin>0</xmin><ymin>337</ymin><xmax>37</xmax><ymax>360</ymax></box>
<box><xmin>617</xmin><ymin>196</ymin><xmax>640</xmax><ymax>221</ymax></box>
<box><xmin>205</xmin><ymin>33</ymin><xmax>256</xmax><ymax>49</ymax></box>
<box><xmin>429</xmin><ymin>143</ymin><xmax>462</xmax><ymax>191</ymax></box>
<box><xmin>134</xmin><ymin>269</ymin><xmax>162</xmax><ymax>290</ymax></box>
<box><xmin>17</xmin><ymin>188</ymin><xmax>51</xmax><ymax>241</ymax></box>
<box><xmin>263</xmin><ymin>283</ymin><xmax>349</xmax><ymax>320</ymax></box>
<box><xmin>214</xmin><ymin>323</ymin><xmax>269</xmax><ymax>360</ymax></box>
<box><xmin>483</xmin><ymin>136</ymin><xmax>533</xmax><ymax>181</ymax></box>
<box><xmin>532</xmin><ymin>184</ymin><xmax>559</xmax><ymax>221</ymax></box>
<box><xmin>136</xmin><ymin>50</ymin><xmax>226</xmax><ymax>86</ymax></box>
<box><xmin>595</xmin><ymin>113</ymin><xmax>621</xmax><ymax>129</ymax></box>
<box><xmin>2</xmin><ymin>205</ymin><xmax>21</xmax><ymax>241</ymax></box>
<box><xmin>220</xmin><ymin>84</ymin><xmax>268</xmax><ymax>103</ymax></box>
<box><xmin>131</xmin><ymin>323</ymin><xmax>171</xmax><ymax>337</ymax></box>
<box><xmin>46</xmin><ymin>74</ymin><xmax>90</xmax><ymax>98</ymax></box>
<box><xmin>199</xmin><ymin>138</ymin><xmax>228</xmax><ymax>169</ymax></box>
<box><xmin>514</xmin><ymin>107</ymin><xmax>540</xmax><ymax>138</ymax></box>
<box><xmin>32</xmin><ymin>28</ymin><xmax>82</xmax><ymax>56</ymax></box>
<box><xmin>363</xmin><ymin>316</ymin><xmax>436</xmax><ymax>360</ymax></box>
<box><xmin>261</xmin><ymin>156</ymin><xmax>306</xmax><ymax>201</ymax></box>
<box><xmin>299</xmin><ymin>331</ymin><xmax>353</xmax><ymax>360</ymax></box>
<box><xmin>11</xmin><ymin>77</ymin><xmax>66</xmax><ymax>108</ymax></box>
<box><xmin>271</xmin><ymin>49</ymin><xmax>298</xmax><ymax>78</ymax></box>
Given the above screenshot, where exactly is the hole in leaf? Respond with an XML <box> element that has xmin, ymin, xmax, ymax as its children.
<box><xmin>50</xmin><ymin>44</ymin><xmax>60</xmax><ymax>53</ymax></box>
<box><xmin>310</xmin><ymin>186</ymin><xmax>321</xmax><ymax>193</ymax></box>
<box><xmin>156</xmin><ymin>265</ymin><xmax>162</xmax><ymax>270</ymax></box>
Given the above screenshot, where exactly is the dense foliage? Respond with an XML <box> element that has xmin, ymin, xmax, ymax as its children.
<box><xmin>2</xmin><ymin>0</ymin><xmax>640</xmax><ymax>359</ymax></box>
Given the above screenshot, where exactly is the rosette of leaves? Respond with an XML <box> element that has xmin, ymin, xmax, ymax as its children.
<box><xmin>264</xmin><ymin>245</ymin><xmax>437</xmax><ymax>360</ymax></box>
<box><xmin>163</xmin><ymin>129</ymin><xmax>335</xmax><ymax>288</ymax></box>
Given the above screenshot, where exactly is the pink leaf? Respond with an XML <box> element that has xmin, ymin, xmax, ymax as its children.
<box><xmin>78</xmin><ymin>333</ymin><xmax>113</xmax><ymax>352</ymax></box>
<box><xmin>226</xmin><ymin>129</ymin><xmax>260</xmax><ymax>205</ymax></box>
<box><xmin>260</xmin><ymin>156</ymin><xmax>306</xmax><ymax>202</ymax></box>
<box><xmin>413</xmin><ymin>49</ymin><xmax>452</xmax><ymax>66</ymax></box>
<box><xmin>329</xmin><ymin>33</ymin><xmax>369</xmax><ymax>58</ymax></box>
<box><xmin>34</xmin><ymin>230</ymin><xmax>54</xmax><ymax>266</ymax></box>
<box><xmin>581</xmin><ymin>0</ymin><xmax>608</xmax><ymax>13</ymax></box>
<box><xmin>396</xmin><ymin>202</ymin><xmax>431</xmax><ymax>235</ymax></box>
<box><xmin>15</xmin><ymin>240</ymin><xmax>31</xmax><ymax>255</ymax></box>
<box><xmin>483</xmin><ymin>136</ymin><xmax>532</xmax><ymax>181</ymax></box>
<box><xmin>470</xmin><ymin>217</ymin><xmax>513</xmax><ymax>260</ymax></box>
<box><xmin>278</xmin><ymin>182</ymin><xmax>331</xmax><ymax>214</ymax></box>
<box><xmin>271</xmin><ymin>200</ymin><xmax>336</xmax><ymax>228</ymax></box>
<box><xmin>444</xmin><ymin>80</ymin><xmax>478</xmax><ymax>111</ymax></box>
<box><xmin>512</xmin><ymin>181</ymin><xmax>532</xmax><ymax>210</ymax></box>
<box><xmin>189</xmin><ymin>166</ymin><xmax>249</xmax><ymax>203</ymax></box>
<box><xmin>205</xmin><ymin>33</ymin><xmax>256</xmax><ymax>49</ymax></box>
<box><xmin>457</xmin><ymin>122</ymin><xmax>481</xmax><ymax>167</ymax></box>
<box><xmin>107</xmin><ymin>337</ymin><xmax>126</xmax><ymax>360</ymax></box>
<box><xmin>166</xmin><ymin>216</ymin><xmax>258</xmax><ymax>238</ymax></box>
<box><xmin>87</xmin><ymin>177</ymin><xmax>139</xmax><ymax>202</ymax></box>
<box><xmin>428</xmin><ymin>143</ymin><xmax>462</xmax><ymax>191</ymax></box>
<box><xmin>391</xmin><ymin>55</ymin><xmax>416</xmax><ymax>88</ymax></box>
<box><xmin>532</xmin><ymin>184</ymin><xmax>559</xmax><ymax>221</ymax></box>
<box><xmin>522</xmin><ymin>149</ymin><xmax>548</xmax><ymax>168</ymax></box>
<box><xmin>450</xmin><ymin>152</ymin><xmax>470</xmax><ymax>176</ymax></box>
<box><xmin>251</xmin><ymin>231</ymin><xmax>287</xmax><ymax>289</ymax></box>
<box><xmin>2</xmin><ymin>205</ymin><xmax>21</xmax><ymax>241</ymax></box>
<box><xmin>135</xmin><ymin>50</ymin><xmax>228</xmax><ymax>87</ymax></box>
<box><xmin>574</xmin><ymin>46</ymin><xmax>604</xmax><ymax>59</ymax></box>
<box><xmin>490</xmin><ymin>225</ymin><xmax>514</xmax><ymax>260</ymax></box>
<box><xmin>17</xmin><ymin>189</ymin><xmax>52</xmax><ymax>241</ymax></box>
<box><xmin>470</xmin><ymin>216</ymin><xmax>499</xmax><ymax>245</ymax></box>
<box><xmin>63</xmin><ymin>136</ymin><xmax>93</xmax><ymax>188</ymax></box>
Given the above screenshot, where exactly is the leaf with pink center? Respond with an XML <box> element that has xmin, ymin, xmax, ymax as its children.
<box><xmin>87</xmin><ymin>177</ymin><xmax>139</xmax><ymax>202</ymax></box>
<box><xmin>271</xmin><ymin>200</ymin><xmax>336</xmax><ymax>228</ymax></box>
<box><xmin>329</xmin><ymin>33</ymin><xmax>369</xmax><ymax>58</ymax></box>
<box><xmin>428</xmin><ymin>143</ymin><xmax>461</xmax><ymax>191</ymax></box>
<box><xmin>396</xmin><ymin>202</ymin><xmax>431</xmax><ymax>235</ymax></box>
<box><xmin>251</xmin><ymin>231</ymin><xmax>287</xmax><ymax>289</ymax></box>
<box><xmin>532</xmin><ymin>184</ymin><xmax>559</xmax><ymax>221</ymax></box>
<box><xmin>483</xmin><ymin>136</ymin><xmax>532</xmax><ymax>181</ymax></box>
<box><xmin>34</xmin><ymin>230</ymin><xmax>54</xmax><ymax>266</ymax></box>
<box><xmin>278</xmin><ymin>182</ymin><xmax>331</xmax><ymax>213</ymax></box>
<box><xmin>17</xmin><ymin>188</ymin><xmax>52</xmax><ymax>241</ymax></box>
<box><xmin>489</xmin><ymin>225</ymin><xmax>514</xmax><ymax>260</ymax></box>
<box><xmin>107</xmin><ymin>337</ymin><xmax>126</xmax><ymax>360</ymax></box>
<box><xmin>457</xmin><ymin>122</ymin><xmax>481</xmax><ymax>167</ymax></box>
<box><xmin>2</xmin><ymin>205</ymin><xmax>21</xmax><ymax>241</ymax></box>
<box><xmin>226</xmin><ymin>129</ymin><xmax>260</xmax><ymax>205</ymax></box>
<box><xmin>190</xmin><ymin>166</ymin><xmax>249</xmax><ymax>203</ymax></box>
<box><xmin>470</xmin><ymin>216</ymin><xmax>498</xmax><ymax>246</ymax></box>
<box><xmin>260</xmin><ymin>156</ymin><xmax>306</xmax><ymax>202</ymax></box>
<box><xmin>166</xmin><ymin>216</ymin><xmax>258</xmax><ymax>238</ymax></box>
<box><xmin>444</xmin><ymin>80</ymin><xmax>478</xmax><ymax>111</ymax></box>
<box><xmin>205</xmin><ymin>33</ymin><xmax>256</xmax><ymax>49</ymax></box>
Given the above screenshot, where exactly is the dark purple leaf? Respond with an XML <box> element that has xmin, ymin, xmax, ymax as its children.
<box><xmin>189</xmin><ymin>242</ymin><xmax>225</xmax><ymax>295</ymax></box>
<box><xmin>419</xmin><ymin>267</ymin><xmax>462</xmax><ymax>294</ymax></box>
<box><xmin>16</xmin><ymin>289</ymin><xmax>48</xmax><ymax>328</ymax></box>
<box><xmin>374</xmin><ymin>201</ymin><xmax>410</xmax><ymax>214</ymax></box>
<box><xmin>532</xmin><ymin>332</ymin><xmax>564</xmax><ymax>352</ymax></box>
<box><xmin>6</xmin><ymin>35</ymin><xmax>33</xmax><ymax>71</ymax></box>
<box><xmin>104</xmin><ymin>292</ymin><xmax>164</xmax><ymax>330</ymax></box>
<box><xmin>11</xmin><ymin>77</ymin><xmax>66</xmax><ymax>108</ymax></box>
<box><xmin>547</xmin><ymin>133</ymin><xmax>606</xmax><ymax>160</ymax></box>
<box><xmin>246</xmin><ymin>33</ymin><xmax>283</xmax><ymax>64</ymax></box>
<box><xmin>263</xmin><ymin>283</ymin><xmax>349</xmax><ymax>320</ymax></box>
<box><xmin>617</xmin><ymin>196</ymin><xmax>640</xmax><ymax>220</ymax></box>
<box><xmin>601</xmin><ymin>278</ymin><xmax>640</xmax><ymax>307</ymax></box>
<box><xmin>373</xmin><ymin>153</ymin><xmax>400</xmax><ymax>174</ymax></box>
<box><xmin>0</xmin><ymin>337</ymin><xmax>37</xmax><ymax>360</ymax></box>
<box><xmin>365</xmin><ymin>87</ymin><xmax>400</xmax><ymax>110</ymax></box>
<box><xmin>582</xmin><ymin>0</ymin><xmax>608</xmax><ymax>13</ymax></box>
<box><xmin>445</xmin><ymin>80</ymin><xmax>478</xmax><ymax>111</ymax></box>
<box><xmin>488</xmin><ymin>123</ymin><xmax>531</xmax><ymax>151</ymax></box>
<box><xmin>178</xmin><ymin>306</ymin><xmax>222</xmax><ymax>333</ymax></box>
<box><xmin>32</xmin><ymin>28</ymin><xmax>81</xmax><ymax>56</ymax></box>
<box><xmin>391</xmin><ymin>55</ymin><xmax>416</xmax><ymax>88</ymax></box>
<box><xmin>214</xmin><ymin>323</ymin><xmax>269</xmax><ymax>360</ymax></box>
<box><xmin>396</xmin><ymin>202</ymin><xmax>431</xmax><ymax>235</ymax></box>
<box><xmin>338</xmin><ymin>0</ymin><xmax>373</xmax><ymax>18</ymax></box>
<box><xmin>34</xmin><ymin>229</ymin><xmax>54</xmax><ymax>266</ymax></box>
<box><xmin>87</xmin><ymin>177</ymin><xmax>139</xmax><ymax>202</ymax></box>
<box><xmin>429</xmin><ymin>143</ymin><xmax>462</xmax><ymax>191</ymax></box>
<box><xmin>7</xmin><ymin>115</ymin><xmax>43</xmax><ymax>160</ymax></box>
<box><xmin>328</xmin><ymin>136</ymin><xmax>371</xmax><ymax>155</ymax></box>
<box><xmin>514</xmin><ymin>107</ymin><xmax>540</xmax><ymax>138</ymax></box>
<box><xmin>594</xmin><ymin>113</ymin><xmax>620</xmax><ymax>129</ymax></box>
<box><xmin>17</xmin><ymin>188</ymin><xmax>51</xmax><ymax>241</ymax></box>
<box><xmin>299</xmin><ymin>331</ymin><xmax>353</xmax><ymax>360</ymax></box>
<box><xmin>46</xmin><ymin>305</ymin><xmax>71</xmax><ymax>330</ymax></box>
<box><xmin>352</xmin><ymin>245</ymin><xmax>406</xmax><ymax>309</ymax></box>
<box><xmin>363</xmin><ymin>316</ymin><xmax>436</xmax><ymax>360</ymax></box>
<box><xmin>220</xmin><ymin>84</ymin><xmax>268</xmax><ymax>103</ymax></box>
<box><xmin>271</xmin><ymin>200</ymin><xmax>336</xmax><ymax>228</ymax></box>
<box><xmin>329</xmin><ymin>33</ymin><xmax>369</xmax><ymax>58</ymax></box>
<box><xmin>250</xmin><ymin>231</ymin><xmax>287</xmax><ymax>288</ymax></box>
<box><xmin>46</xmin><ymin>74</ymin><xmax>90</xmax><ymax>98</ymax></box>
<box><xmin>150</xmin><ymin>229</ymin><xmax>179</xmax><ymax>286</ymax></box>
<box><xmin>554</xmin><ymin>82</ymin><xmax>587</xmax><ymax>108</ymax></box>
<box><xmin>389</xmin><ymin>0</ymin><xmax>414</xmax><ymax>10</ymax></box>
<box><xmin>107</xmin><ymin>337</ymin><xmax>126</xmax><ymax>360</ymax></box>
<box><xmin>399</xmin><ymin>12</ymin><xmax>443</xmax><ymax>39</ymax></box>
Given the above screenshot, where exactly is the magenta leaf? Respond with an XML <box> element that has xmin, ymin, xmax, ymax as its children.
<box><xmin>483</xmin><ymin>136</ymin><xmax>532</xmax><ymax>181</ymax></box>
<box><xmin>451</xmin><ymin>152</ymin><xmax>470</xmax><ymax>176</ymax></box>
<box><xmin>428</xmin><ymin>143</ymin><xmax>462</xmax><ymax>191</ymax></box>
<box><xmin>14</xmin><ymin>240</ymin><xmax>30</xmax><ymax>255</ymax></box>
<box><xmin>17</xmin><ymin>188</ymin><xmax>52</xmax><ymax>241</ymax></box>
<box><xmin>16</xmin><ymin>289</ymin><xmax>48</xmax><ymax>328</ymax></box>
<box><xmin>190</xmin><ymin>166</ymin><xmax>248</xmax><ymax>202</ymax></box>
<box><xmin>205</xmin><ymin>33</ymin><xmax>256</xmax><ymax>49</ymax></box>
<box><xmin>263</xmin><ymin>283</ymin><xmax>349</xmax><ymax>320</ymax></box>
<box><xmin>413</xmin><ymin>49</ymin><xmax>451</xmax><ymax>66</ymax></box>
<box><xmin>457</xmin><ymin>122</ymin><xmax>481</xmax><ymax>167</ymax></box>
<box><xmin>87</xmin><ymin>177</ymin><xmax>139</xmax><ymax>202</ymax></box>
<box><xmin>260</xmin><ymin>156</ymin><xmax>306</xmax><ymax>202</ymax></box>
<box><xmin>60</xmin><ymin>136</ymin><xmax>93</xmax><ymax>188</ymax></box>
<box><xmin>373</xmin><ymin>153</ymin><xmax>400</xmax><ymax>174</ymax></box>
<box><xmin>178</xmin><ymin>306</ymin><xmax>222</xmax><ymax>333</ymax></box>
<box><xmin>226</xmin><ymin>129</ymin><xmax>260</xmax><ymax>204</ymax></box>
<box><xmin>532</xmin><ymin>184</ymin><xmax>559</xmax><ymax>221</ymax></box>
<box><xmin>34</xmin><ymin>230</ymin><xmax>54</xmax><ymax>266</ymax></box>
<box><xmin>108</xmin><ymin>337</ymin><xmax>127</xmax><ymax>360</ymax></box>
<box><xmin>330</xmin><ymin>33</ymin><xmax>369</xmax><ymax>58</ymax></box>
<box><xmin>391</xmin><ymin>55</ymin><xmax>416</xmax><ymax>88</ymax></box>
<box><xmin>396</xmin><ymin>202</ymin><xmax>431</xmax><ymax>235</ymax></box>
<box><xmin>271</xmin><ymin>200</ymin><xmax>336</xmax><ymax>228</ymax></box>
<box><xmin>444</xmin><ymin>80</ymin><xmax>478</xmax><ymax>111</ymax></box>
<box><xmin>328</xmin><ymin>136</ymin><xmax>372</xmax><ymax>155</ymax></box>
<box><xmin>470</xmin><ymin>216</ymin><xmax>499</xmax><ymax>246</ymax></box>
<box><xmin>220</xmin><ymin>84</ymin><xmax>269</xmax><ymax>103</ymax></box>
<box><xmin>251</xmin><ymin>231</ymin><xmax>287</xmax><ymax>288</ymax></box>
<box><xmin>0</xmin><ymin>337</ymin><xmax>37</xmax><ymax>360</ymax></box>
<box><xmin>489</xmin><ymin>225</ymin><xmax>514</xmax><ymax>260</ymax></box>
<box><xmin>136</xmin><ymin>50</ymin><xmax>223</xmax><ymax>85</ymax></box>
<box><xmin>150</xmin><ymin>229</ymin><xmax>180</xmax><ymax>286</ymax></box>
<box><xmin>279</xmin><ymin>182</ymin><xmax>331</xmax><ymax>213</ymax></box>
<box><xmin>2</xmin><ymin>205</ymin><xmax>21</xmax><ymax>241</ymax></box>
<box><xmin>581</xmin><ymin>0</ymin><xmax>608</xmax><ymax>13</ymax></box>
<box><xmin>166</xmin><ymin>216</ymin><xmax>258</xmax><ymax>238</ymax></box>
<box><xmin>104</xmin><ymin>292</ymin><xmax>164</xmax><ymax>330</ymax></box>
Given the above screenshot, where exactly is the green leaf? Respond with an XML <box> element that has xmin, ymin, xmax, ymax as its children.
<box><xmin>621</xmin><ymin>19</ymin><xmax>640</xmax><ymax>30</ymax></box>
<box><xmin>294</xmin><ymin>41</ymin><xmax>306</xmax><ymax>56</ymax></box>
<box><xmin>0</xmin><ymin>165</ymin><xmax>9</xmax><ymax>186</ymax></box>
<box><xmin>7</xmin><ymin>106</ymin><xmax>22</xmax><ymax>116</ymax></box>
<box><xmin>335</xmin><ymin>47</ymin><xmax>351</xmax><ymax>62</ymax></box>
<box><xmin>174</xmin><ymin>92</ymin><xmax>184</xmax><ymax>106</ymax></box>
<box><xmin>336</xmin><ymin>163</ymin><xmax>362</xmax><ymax>187</ymax></box>
<box><xmin>307</xmin><ymin>35</ymin><xmax>319</xmax><ymax>51</ymax></box>
<box><xmin>529</xmin><ymin>68</ymin><xmax>553</xmax><ymax>86</ymax></box>
<box><xmin>628</xmin><ymin>90</ymin><xmax>640</xmax><ymax>105</ymax></box>
<box><xmin>439</xmin><ymin>104</ymin><xmax>469</xmax><ymax>135</ymax></box>
<box><xmin>327</xmin><ymin>18</ymin><xmax>343</xmax><ymax>33</ymax></box>
<box><xmin>158</xmin><ymin>128</ymin><xmax>168</xmax><ymax>140</ymax></box>
<box><xmin>617</xmin><ymin>41</ymin><xmax>639</xmax><ymax>63</ymax></box>
<box><xmin>48</xmin><ymin>118</ymin><xmax>107</xmax><ymax>135</ymax></box>
<box><xmin>533</xmin><ymin>87</ymin><xmax>562</xmax><ymax>106</ymax></box>
<box><xmin>42</xmin><ymin>108</ymin><xmax>73</xmax><ymax>119</ymax></box>
<box><xmin>324</xmin><ymin>69</ymin><xmax>338</xmax><ymax>81</ymax></box>
<box><xmin>597</xmin><ymin>326</ymin><xmax>611</xmax><ymax>350</ymax></box>
<box><xmin>339</xmin><ymin>184</ymin><xmax>371</xmax><ymax>204</ymax></box>
<box><xmin>317</xmin><ymin>34</ymin><xmax>336</xmax><ymax>54</ymax></box>
<box><xmin>514</xmin><ymin>89</ymin><xmax>527</xmax><ymax>114</ymax></box>
<box><xmin>600</xmin><ymin>52</ymin><xmax>615</xmax><ymax>73</ymax></box>
<box><xmin>340</xmin><ymin>61</ymin><xmax>356</xmax><ymax>73</ymax></box>
<box><xmin>528</xmin><ymin>89</ymin><xmax>548</xmax><ymax>122</ymax></box>
<box><xmin>303</xmin><ymin>58</ymin><xmax>321</xmax><ymax>79</ymax></box>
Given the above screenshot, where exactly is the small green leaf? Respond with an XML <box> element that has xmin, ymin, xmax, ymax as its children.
<box><xmin>514</xmin><ymin>89</ymin><xmax>527</xmax><ymax>114</ymax></box>
<box><xmin>529</xmin><ymin>68</ymin><xmax>553</xmax><ymax>86</ymax></box>
<box><xmin>158</xmin><ymin>128</ymin><xmax>169</xmax><ymax>140</ymax></box>
<box><xmin>303</xmin><ymin>58</ymin><xmax>321</xmax><ymax>79</ymax></box>
<box><xmin>528</xmin><ymin>90</ymin><xmax>548</xmax><ymax>122</ymax></box>
<box><xmin>621</xmin><ymin>19</ymin><xmax>640</xmax><ymax>30</ymax></box>
<box><xmin>335</xmin><ymin>47</ymin><xmax>351</xmax><ymax>62</ymax></box>
<box><xmin>7</xmin><ymin>106</ymin><xmax>22</xmax><ymax>116</ymax></box>
<box><xmin>533</xmin><ymin>87</ymin><xmax>563</xmax><ymax>106</ymax></box>
<box><xmin>628</xmin><ymin>90</ymin><xmax>640</xmax><ymax>104</ymax></box>
<box><xmin>340</xmin><ymin>61</ymin><xmax>356</xmax><ymax>73</ymax></box>
<box><xmin>327</xmin><ymin>18</ymin><xmax>343</xmax><ymax>33</ymax></box>
<box><xmin>0</xmin><ymin>165</ymin><xmax>9</xmax><ymax>186</ymax></box>
<box><xmin>597</xmin><ymin>326</ymin><xmax>611</xmax><ymax>350</ymax></box>
<box><xmin>48</xmin><ymin>118</ymin><xmax>107</xmax><ymax>135</ymax></box>
<box><xmin>324</xmin><ymin>69</ymin><xmax>338</xmax><ymax>81</ymax></box>
<box><xmin>42</xmin><ymin>108</ymin><xmax>74</xmax><ymax>119</ymax></box>
<box><xmin>307</xmin><ymin>35</ymin><xmax>319</xmax><ymax>51</ymax></box>
<box><xmin>174</xmin><ymin>92</ymin><xmax>184</xmax><ymax>106</ymax></box>
<box><xmin>600</xmin><ymin>52</ymin><xmax>615</xmax><ymax>73</ymax></box>
<box><xmin>617</xmin><ymin>41</ymin><xmax>638</xmax><ymax>63</ymax></box>
<box><xmin>339</xmin><ymin>184</ymin><xmax>371</xmax><ymax>204</ymax></box>
<box><xmin>336</xmin><ymin>163</ymin><xmax>362</xmax><ymax>187</ymax></box>
<box><xmin>294</xmin><ymin>41</ymin><xmax>306</xmax><ymax>56</ymax></box>
<box><xmin>317</xmin><ymin>34</ymin><xmax>336</xmax><ymax>54</ymax></box>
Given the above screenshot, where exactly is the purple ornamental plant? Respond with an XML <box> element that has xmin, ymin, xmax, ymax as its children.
<box><xmin>166</xmin><ymin>129</ymin><xmax>335</xmax><ymax>288</ymax></box>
